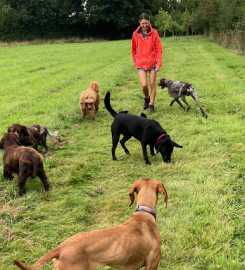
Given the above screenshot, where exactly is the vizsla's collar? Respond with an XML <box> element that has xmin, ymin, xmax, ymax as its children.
<box><xmin>135</xmin><ymin>205</ymin><xmax>156</xmax><ymax>219</ymax></box>
<box><xmin>157</xmin><ymin>134</ymin><xmax>167</xmax><ymax>143</ymax></box>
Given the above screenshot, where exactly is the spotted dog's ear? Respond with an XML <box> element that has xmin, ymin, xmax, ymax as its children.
<box><xmin>158</xmin><ymin>78</ymin><xmax>166</xmax><ymax>89</ymax></box>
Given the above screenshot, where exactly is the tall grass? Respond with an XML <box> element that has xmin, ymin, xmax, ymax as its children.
<box><xmin>0</xmin><ymin>36</ymin><xmax>244</xmax><ymax>269</ymax></box>
<box><xmin>207</xmin><ymin>30</ymin><xmax>245</xmax><ymax>55</ymax></box>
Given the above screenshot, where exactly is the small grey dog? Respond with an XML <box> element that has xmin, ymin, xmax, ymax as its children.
<box><xmin>158</xmin><ymin>78</ymin><xmax>208</xmax><ymax>119</ymax></box>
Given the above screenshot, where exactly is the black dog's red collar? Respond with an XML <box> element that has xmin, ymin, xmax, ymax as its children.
<box><xmin>157</xmin><ymin>134</ymin><xmax>167</xmax><ymax>143</ymax></box>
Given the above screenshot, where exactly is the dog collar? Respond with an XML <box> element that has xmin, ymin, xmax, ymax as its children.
<box><xmin>157</xmin><ymin>134</ymin><xmax>167</xmax><ymax>143</ymax></box>
<box><xmin>135</xmin><ymin>205</ymin><xmax>156</xmax><ymax>219</ymax></box>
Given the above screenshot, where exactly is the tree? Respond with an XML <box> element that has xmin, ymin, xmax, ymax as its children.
<box><xmin>181</xmin><ymin>9</ymin><xmax>191</xmax><ymax>36</ymax></box>
<box><xmin>169</xmin><ymin>20</ymin><xmax>184</xmax><ymax>41</ymax></box>
<box><xmin>154</xmin><ymin>8</ymin><xmax>171</xmax><ymax>38</ymax></box>
<box><xmin>0</xmin><ymin>4</ymin><xmax>20</xmax><ymax>40</ymax></box>
<box><xmin>191</xmin><ymin>0</ymin><xmax>219</xmax><ymax>33</ymax></box>
<box><xmin>84</xmin><ymin>0</ymin><xmax>165</xmax><ymax>39</ymax></box>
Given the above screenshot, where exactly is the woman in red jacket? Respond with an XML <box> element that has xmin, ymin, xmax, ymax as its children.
<box><xmin>132</xmin><ymin>13</ymin><xmax>162</xmax><ymax>113</ymax></box>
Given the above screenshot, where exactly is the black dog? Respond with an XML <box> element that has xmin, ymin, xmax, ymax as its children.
<box><xmin>104</xmin><ymin>91</ymin><xmax>183</xmax><ymax>165</ymax></box>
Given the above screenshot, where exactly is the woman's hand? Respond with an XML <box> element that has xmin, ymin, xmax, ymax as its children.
<box><xmin>156</xmin><ymin>66</ymin><xmax>160</xmax><ymax>72</ymax></box>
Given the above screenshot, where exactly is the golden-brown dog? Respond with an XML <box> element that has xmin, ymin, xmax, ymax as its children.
<box><xmin>79</xmin><ymin>81</ymin><xmax>100</xmax><ymax>120</ymax></box>
<box><xmin>14</xmin><ymin>178</ymin><xmax>167</xmax><ymax>270</ymax></box>
<box><xmin>0</xmin><ymin>132</ymin><xmax>50</xmax><ymax>196</ymax></box>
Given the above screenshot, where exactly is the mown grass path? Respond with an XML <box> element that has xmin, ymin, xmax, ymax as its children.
<box><xmin>0</xmin><ymin>36</ymin><xmax>244</xmax><ymax>269</ymax></box>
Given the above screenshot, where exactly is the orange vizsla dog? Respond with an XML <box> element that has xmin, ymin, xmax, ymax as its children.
<box><xmin>14</xmin><ymin>178</ymin><xmax>168</xmax><ymax>270</ymax></box>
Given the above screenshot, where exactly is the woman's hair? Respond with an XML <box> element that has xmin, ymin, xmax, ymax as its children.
<box><xmin>139</xmin><ymin>13</ymin><xmax>150</xmax><ymax>22</ymax></box>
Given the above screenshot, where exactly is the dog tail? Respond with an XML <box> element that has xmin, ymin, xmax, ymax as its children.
<box><xmin>90</xmin><ymin>81</ymin><xmax>100</xmax><ymax>92</ymax></box>
<box><xmin>104</xmin><ymin>91</ymin><xmax>117</xmax><ymax>117</ymax></box>
<box><xmin>31</xmin><ymin>155</ymin><xmax>42</xmax><ymax>178</ymax></box>
<box><xmin>14</xmin><ymin>247</ymin><xmax>59</xmax><ymax>270</ymax></box>
<box><xmin>47</xmin><ymin>129</ymin><xmax>59</xmax><ymax>139</ymax></box>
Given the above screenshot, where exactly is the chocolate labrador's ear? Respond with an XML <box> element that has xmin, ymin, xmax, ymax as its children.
<box><xmin>128</xmin><ymin>181</ymin><xmax>138</xmax><ymax>206</ymax></box>
<box><xmin>20</xmin><ymin>126</ymin><xmax>29</xmax><ymax>137</ymax></box>
<box><xmin>171</xmin><ymin>140</ymin><xmax>183</xmax><ymax>148</ymax></box>
<box><xmin>157</xmin><ymin>182</ymin><xmax>168</xmax><ymax>207</ymax></box>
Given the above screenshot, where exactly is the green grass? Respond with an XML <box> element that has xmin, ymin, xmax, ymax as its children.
<box><xmin>0</xmin><ymin>36</ymin><xmax>244</xmax><ymax>269</ymax></box>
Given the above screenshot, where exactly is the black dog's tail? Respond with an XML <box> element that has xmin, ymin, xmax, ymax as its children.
<box><xmin>104</xmin><ymin>91</ymin><xmax>117</xmax><ymax>117</ymax></box>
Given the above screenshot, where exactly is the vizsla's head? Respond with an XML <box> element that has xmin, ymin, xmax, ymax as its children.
<box><xmin>128</xmin><ymin>178</ymin><xmax>168</xmax><ymax>208</ymax></box>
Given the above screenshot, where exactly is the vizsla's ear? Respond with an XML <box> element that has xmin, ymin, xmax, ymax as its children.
<box><xmin>157</xmin><ymin>182</ymin><xmax>168</xmax><ymax>207</ymax></box>
<box><xmin>128</xmin><ymin>182</ymin><xmax>138</xmax><ymax>207</ymax></box>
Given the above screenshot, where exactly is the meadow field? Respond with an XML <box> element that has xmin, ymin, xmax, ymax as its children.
<box><xmin>0</xmin><ymin>36</ymin><xmax>244</xmax><ymax>269</ymax></box>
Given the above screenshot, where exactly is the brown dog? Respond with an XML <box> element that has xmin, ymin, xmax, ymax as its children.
<box><xmin>0</xmin><ymin>132</ymin><xmax>50</xmax><ymax>196</ymax></box>
<box><xmin>14</xmin><ymin>178</ymin><xmax>167</xmax><ymax>270</ymax></box>
<box><xmin>79</xmin><ymin>81</ymin><xmax>100</xmax><ymax>120</ymax></box>
<box><xmin>8</xmin><ymin>123</ymin><xmax>58</xmax><ymax>153</ymax></box>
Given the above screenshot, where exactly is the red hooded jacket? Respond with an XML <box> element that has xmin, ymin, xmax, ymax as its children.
<box><xmin>131</xmin><ymin>24</ymin><xmax>162</xmax><ymax>70</ymax></box>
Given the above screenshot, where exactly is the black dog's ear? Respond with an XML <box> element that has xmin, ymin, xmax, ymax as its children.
<box><xmin>155</xmin><ymin>142</ymin><xmax>161</xmax><ymax>153</ymax></box>
<box><xmin>140</xmin><ymin>112</ymin><xmax>147</xmax><ymax>118</ymax></box>
<box><xmin>172</xmin><ymin>140</ymin><xmax>183</xmax><ymax>148</ymax></box>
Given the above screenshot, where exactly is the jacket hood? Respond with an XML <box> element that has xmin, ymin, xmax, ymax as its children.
<box><xmin>136</xmin><ymin>24</ymin><xmax>153</xmax><ymax>35</ymax></box>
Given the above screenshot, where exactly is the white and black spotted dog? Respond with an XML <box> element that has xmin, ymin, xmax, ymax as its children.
<box><xmin>158</xmin><ymin>78</ymin><xmax>208</xmax><ymax>119</ymax></box>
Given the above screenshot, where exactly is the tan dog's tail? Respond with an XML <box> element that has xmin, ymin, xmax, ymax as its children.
<box><xmin>14</xmin><ymin>247</ymin><xmax>59</xmax><ymax>270</ymax></box>
<box><xmin>90</xmin><ymin>81</ymin><xmax>100</xmax><ymax>92</ymax></box>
